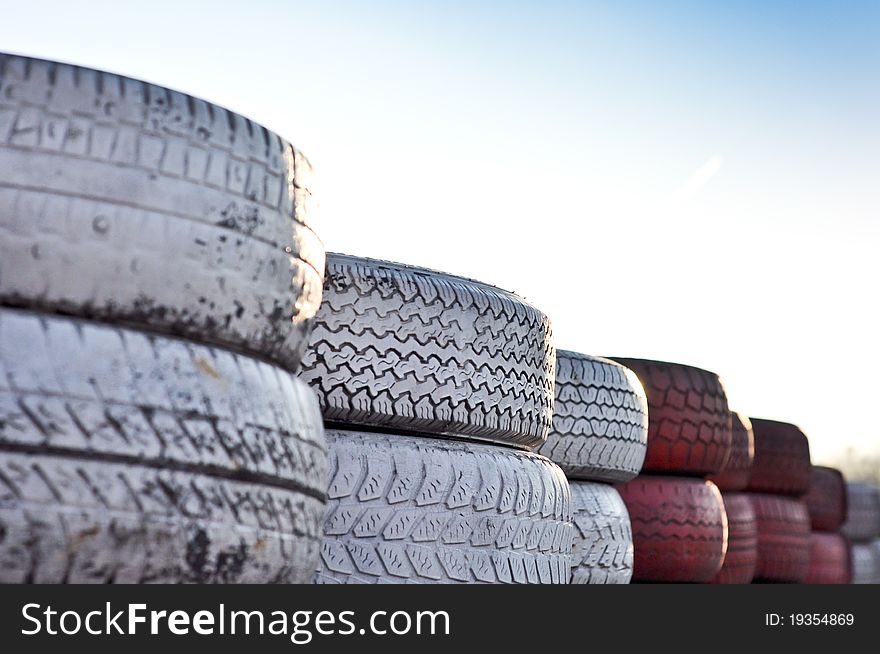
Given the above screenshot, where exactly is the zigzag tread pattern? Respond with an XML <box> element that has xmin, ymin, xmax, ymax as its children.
<box><xmin>538</xmin><ymin>352</ymin><xmax>647</xmax><ymax>483</ymax></box>
<box><xmin>0</xmin><ymin>452</ymin><xmax>324</xmax><ymax>583</ymax></box>
<box><xmin>314</xmin><ymin>430</ymin><xmax>572</xmax><ymax>584</ymax></box>
<box><xmin>568</xmin><ymin>481</ymin><xmax>633</xmax><ymax>584</ymax></box>
<box><xmin>300</xmin><ymin>254</ymin><xmax>555</xmax><ymax>448</ymax></box>
<box><xmin>610</xmin><ymin>358</ymin><xmax>731</xmax><ymax>475</ymax></box>
<box><xmin>745</xmin><ymin>419</ymin><xmax>811</xmax><ymax>496</ymax></box>
<box><xmin>711</xmin><ymin>492</ymin><xmax>756</xmax><ymax>584</ymax></box>
<box><xmin>709</xmin><ymin>412</ymin><xmax>753</xmax><ymax>492</ymax></box>
<box><xmin>0</xmin><ymin>308</ymin><xmax>327</xmax><ymax>494</ymax></box>
<box><xmin>749</xmin><ymin>493</ymin><xmax>810</xmax><ymax>582</ymax></box>
<box><xmin>618</xmin><ymin>476</ymin><xmax>727</xmax><ymax>582</ymax></box>
<box><xmin>0</xmin><ymin>53</ymin><xmax>322</xmax><ymax>370</ymax></box>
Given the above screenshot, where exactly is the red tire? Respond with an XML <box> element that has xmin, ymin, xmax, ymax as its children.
<box><xmin>618</xmin><ymin>476</ymin><xmax>727</xmax><ymax>582</ymax></box>
<box><xmin>804</xmin><ymin>466</ymin><xmax>847</xmax><ymax>532</ymax></box>
<box><xmin>805</xmin><ymin>532</ymin><xmax>851</xmax><ymax>584</ymax></box>
<box><xmin>610</xmin><ymin>359</ymin><xmax>732</xmax><ymax>476</ymax></box>
<box><xmin>745</xmin><ymin>419</ymin><xmax>811</xmax><ymax>496</ymax></box>
<box><xmin>750</xmin><ymin>494</ymin><xmax>811</xmax><ymax>583</ymax></box>
<box><xmin>711</xmin><ymin>492</ymin><xmax>757</xmax><ymax>584</ymax></box>
<box><xmin>709</xmin><ymin>412</ymin><xmax>754</xmax><ymax>491</ymax></box>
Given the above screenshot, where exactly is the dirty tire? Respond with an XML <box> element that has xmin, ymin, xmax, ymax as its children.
<box><xmin>841</xmin><ymin>482</ymin><xmax>880</xmax><ymax>542</ymax></box>
<box><xmin>569</xmin><ymin>481</ymin><xmax>633</xmax><ymax>584</ymax></box>
<box><xmin>745</xmin><ymin>419</ymin><xmax>811</xmax><ymax>496</ymax></box>
<box><xmin>709</xmin><ymin>412</ymin><xmax>754</xmax><ymax>491</ymax></box>
<box><xmin>0</xmin><ymin>53</ymin><xmax>323</xmax><ymax>371</ymax></box>
<box><xmin>749</xmin><ymin>494</ymin><xmax>811</xmax><ymax>583</ymax></box>
<box><xmin>851</xmin><ymin>541</ymin><xmax>880</xmax><ymax>584</ymax></box>
<box><xmin>804</xmin><ymin>466</ymin><xmax>847</xmax><ymax>532</ymax></box>
<box><xmin>711</xmin><ymin>492</ymin><xmax>757</xmax><ymax>584</ymax></box>
<box><xmin>618</xmin><ymin>476</ymin><xmax>727</xmax><ymax>583</ymax></box>
<box><xmin>536</xmin><ymin>352</ymin><xmax>647</xmax><ymax>483</ymax></box>
<box><xmin>315</xmin><ymin>430</ymin><xmax>572</xmax><ymax>584</ymax></box>
<box><xmin>608</xmin><ymin>358</ymin><xmax>731</xmax><ymax>476</ymax></box>
<box><xmin>300</xmin><ymin>254</ymin><xmax>555</xmax><ymax>448</ymax></box>
<box><xmin>805</xmin><ymin>532</ymin><xmax>851</xmax><ymax>584</ymax></box>
<box><xmin>0</xmin><ymin>308</ymin><xmax>326</xmax><ymax>583</ymax></box>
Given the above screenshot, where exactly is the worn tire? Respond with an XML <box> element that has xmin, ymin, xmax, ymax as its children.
<box><xmin>609</xmin><ymin>359</ymin><xmax>731</xmax><ymax>476</ymax></box>
<box><xmin>709</xmin><ymin>412</ymin><xmax>754</xmax><ymax>491</ymax></box>
<box><xmin>569</xmin><ymin>481</ymin><xmax>633</xmax><ymax>584</ymax></box>
<box><xmin>750</xmin><ymin>494</ymin><xmax>811</xmax><ymax>583</ymax></box>
<box><xmin>0</xmin><ymin>53</ymin><xmax>322</xmax><ymax>371</ymax></box>
<box><xmin>745</xmin><ymin>419</ymin><xmax>811</xmax><ymax>496</ymax></box>
<box><xmin>315</xmin><ymin>430</ymin><xmax>572</xmax><ymax>584</ymax></box>
<box><xmin>841</xmin><ymin>482</ymin><xmax>880</xmax><ymax>542</ymax></box>
<box><xmin>300</xmin><ymin>254</ymin><xmax>555</xmax><ymax>448</ymax></box>
<box><xmin>804</xmin><ymin>466</ymin><xmax>847</xmax><ymax>532</ymax></box>
<box><xmin>851</xmin><ymin>541</ymin><xmax>880</xmax><ymax>584</ymax></box>
<box><xmin>711</xmin><ymin>492</ymin><xmax>757</xmax><ymax>584</ymax></box>
<box><xmin>618</xmin><ymin>476</ymin><xmax>727</xmax><ymax>583</ymax></box>
<box><xmin>805</xmin><ymin>532</ymin><xmax>851</xmax><ymax>584</ymax></box>
<box><xmin>0</xmin><ymin>308</ymin><xmax>326</xmax><ymax>583</ymax></box>
<box><xmin>537</xmin><ymin>352</ymin><xmax>647</xmax><ymax>483</ymax></box>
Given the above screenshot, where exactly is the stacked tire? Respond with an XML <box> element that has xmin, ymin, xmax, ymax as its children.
<box><xmin>0</xmin><ymin>54</ymin><xmax>328</xmax><ymax>582</ymax></box>
<box><xmin>803</xmin><ymin>466</ymin><xmax>851</xmax><ymax>584</ymax></box>
<box><xmin>535</xmin><ymin>352</ymin><xmax>648</xmax><ymax>583</ymax></box>
<box><xmin>743</xmin><ymin>420</ymin><xmax>813</xmax><ymax>583</ymax></box>
<box><xmin>300</xmin><ymin>254</ymin><xmax>572</xmax><ymax>583</ymax></box>
<box><xmin>841</xmin><ymin>482</ymin><xmax>880</xmax><ymax>583</ymax></box>
<box><xmin>608</xmin><ymin>359</ymin><xmax>732</xmax><ymax>583</ymax></box>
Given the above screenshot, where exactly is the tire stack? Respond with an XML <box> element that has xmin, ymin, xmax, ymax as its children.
<box><xmin>300</xmin><ymin>254</ymin><xmax>572</xmax><ymax>584</ymax></box>
<box><xmin>535</xmin><ymin>352</ymin><xmax>648</xmax><ymax>583</ymax></box>
<box><xmin>803</xmin><ymin>466</ymin><xmax>851</xmax><ymax>584</ymax></box>
<box><xmin>0</xmin><ymin>54</ymin><xmax>328</xmax><ymax>582</ymax></box>
<box><xmin>743</xmin><ymin>419</ymin><xmax>812</xmax><ymax>583</ymax></box>
<box><xmin>708</xmin><ymin>413</ymin><xmax>758</xmax><ymax>583</ymax></box>
<box><xmin>608</xmin><ymin>359</ymin><xmax>732</xmax><ymax>583</ymax></box>
<box><xmin>841</xmin><ymin>482</ymin><xmax>880</xmax><ymax>584</ymax></box>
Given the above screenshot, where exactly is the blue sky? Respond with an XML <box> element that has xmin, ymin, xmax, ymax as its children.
<box><xmin>1</xmin><ymin>1</ymin><xmax>878</xmax><ymax>463</ymax></box>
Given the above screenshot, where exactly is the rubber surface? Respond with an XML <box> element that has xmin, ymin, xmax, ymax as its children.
<box><xmin>850</xmin><ymin>540</ymin><xmax>880</xmax><ymax>584</ymax></box>
<box><xmin>609</xmin><ymin>358</ymin><xmax>731</xmax><ymax>476</ymax></box>
<box><xmin>569</xmin><ymin>481</ymin><xmax>633</xmax><ymax>584</ymax></box>
<box><xmin>300</xmin><ymin>254</ymin><xmax>555</xmax><ymax>449</ymax></box>
<box><xmin>841</xmin><ymin>482</ymin><xmax>880</xmax><ymax>542</ymax></box>
<box><xmin>315</xmin><ymin>430</ymin><xmax>572</xmax><ymax>584</ymax></box>
<box><xmin>0</xmin><ymin>308</ymin><xmax>326</xmax><ymax>583</ymax></box>
<box><xmin>805</xmin><ymin>532</ymin><xmax>851</xmax><ymax>584</ymax></box>
<box><xmin>749</xmin><ymin>494</ymin><xmax>811</xmax><ymax>583</ymax></box>
<box><xmin>804</xmin><ymin>466</ymin><xmax>847</xmax><ymax>532</ymax></box>
<box><xmin>618</xmin><ymin>476</ymin><xmax>727</xmax><ymax>583</ymax></box>
<box><xmin>709</xmin><ymin>412</ymin><xmax>753</xmax><ymax>491</ymax></box>
<box><xmin>745</xmin><ymin>419</ymin><xmax>811</xmax><ymax>496</ymax></box>
<box><xmin>537</xmin><ymin>352</ymin><xmax>647</xmax><ymax>483</ymax></box>
<box><xmin>0</xmin><ymin>53</ymin><xmax>322</xmax><ymax>371</ymax></box>
<box><xmin>710</xmin><ymin>492</ymin><xmax>757</xmax><ymax>584</ymax></box>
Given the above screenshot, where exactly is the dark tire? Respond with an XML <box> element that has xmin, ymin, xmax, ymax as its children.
<box><xmin>608</xmin><ymin>359</ymin><xmax>731</xmax><ymax>476</ymax></box>
<box><xmin>618</xmin><ymin>476</ymin><xmax>727</xmax><ymax>582</ymax></box>
<box><xmin>709</xmin><ymin>412</ymin><xmax>754</xmax><ymax>491</ymax></box>
<box><xmin>315</xmin><ymin>430</ymin><xmax>572</xmax><ymax>584</ymax></box>
<box><xmin>300</xmin><ymin>254</ymin><xmax>555</xmax><ymax>449</ymax></box>
<box><xmin>804</xmin><ymin>466</ymin><xmax>847</xmax><ymax>532</ymax></box>
<box><xmin>537</xmin><ymin>352</ymin><xmax>647</xmax><ymax>483</ymax></box>
<box><xmin>0</xmin><ymin>53</ymin><xmax>322</xmax><ymax>371</ymax></box>
<box><xmin>805</xmin><ymin>532</ymin><xmax>851</xmax><ymax>584</ymax></box>
<box><xmin>841</xmin><ymin>482</ymin><xmax>880</xmax><ymax>542</ymax></box>
<box><xmin>851</xmin><ymin>541</ymin><xmax>880</xmax><ymax>584</ymax></box>
<box><xmin>0</xmin><ymin>308</ymin><xmax>326</xmax><ymax>583</ymax></box>
<box><xmin>750</xmin><ymin>494</ymin><xmax>811</xmax><ymax>583</ymax></box>
<box><xmin>710</xmin><ymin>492</ymin><xmax>757</xmax><ymax>584</ymax></box>
<box><xmin>745</xmin><ymin>419</ymin><xmax>811</xmax><ymax>496</ymax></box>
<box><xmin>569</xmin><ymin>481</ymin><xmax>633</xmax><ymax>584</ymax></box>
